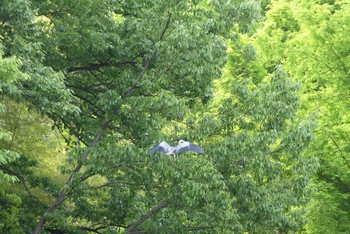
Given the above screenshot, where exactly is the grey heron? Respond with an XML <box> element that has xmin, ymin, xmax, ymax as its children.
<box><xmin>149</xmin><ymin>140</ymin><xmax>204</xmax><ymax>157</ymax></box>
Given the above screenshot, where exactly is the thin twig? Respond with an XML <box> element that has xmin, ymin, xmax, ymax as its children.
<box><xmin>330</xmin><ymin>136</ymin><xmax>350</xmax><ymax>170</ymax></box>
<box><xmin>0</xmin><ymin>166</ymin><xmax>34</xmax><ymax>200</ymax></box>
<box><xmin>67</xmin><ymin>61</ymin><xmax>137</xmax><ymax>73</ymax></box>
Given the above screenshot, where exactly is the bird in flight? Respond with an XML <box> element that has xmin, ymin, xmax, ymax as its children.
<box><xmin>149</xmin><ymin>140</ymin><xmax>204</xmax><ymax>157</ymax></box>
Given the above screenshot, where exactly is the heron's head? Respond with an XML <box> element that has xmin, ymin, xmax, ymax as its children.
<box><xmin>178</xmin><ymin>139</ymin><xmax>186</xmax><ymax>144</ymax></box>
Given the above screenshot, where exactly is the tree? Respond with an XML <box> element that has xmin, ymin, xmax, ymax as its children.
<box><xmin>255</xmin><ymin>0</ymin><xmax>350</xmax><ymax>232</ymax></box>
<box><xmin>184</xmin><ymin>36</ymin><xmax>317</xmax><ymax>233</ymax></box>
<box><xmin>0</xmin><ymin>97</ymin><xmax>68</xmax><ymax>233</ymax></box>
<box><xmin>1</xmin><ymin>0</ymin><xmax>265</xmax><ymax>232</ymax></box>
<box><xmin>0</xmin><ymin>43</ymin><xmax>25</xmax><ymax>233</ymax></box>
<box><xmin>0</xmin><ymin>0</ymin><xmax>321</xmax><ymax>232</ymax></box>
<box><xmin>2</xmin><ymin>0</ymin><xmax>319</xmax><ymax>232</ymax></box>
<box><xmin>0</xmin><ymin>43</ymin><xmax>25</xmax><ymax>182</ymax></box>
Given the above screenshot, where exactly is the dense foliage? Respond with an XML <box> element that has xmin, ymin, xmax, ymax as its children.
<box><xmin>255</xmin><ymin>0</ymin><xmax>350</xmax><ymax>232</ymax></box>
<box><xmin>0</xmin><ymin>0</ymin><xmax>347</xmax><ymax>233</ymax></box>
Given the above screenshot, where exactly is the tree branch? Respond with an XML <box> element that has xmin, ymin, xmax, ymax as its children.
<box><xmin>126</xmin><ymin>200</ymin><xmax>169</xmax><ymax>233</ymax></box>
<box><xmin>80</xmin><ymin>223</ymin><xmax>126</xmax><ymax>233</ymax></box>
<box><xmin>123</xmin><ymin>12</ymin><xmax>172</xmax><ymax>97</ymax></box>
<box><xmin>318</xmin><ymin>172</ymin><xmax>350</xmax><ymax>194</ymax></box>
<box><xmin>66</xmin><ymin>61</ymin><xmax>136</xmax><ymax>73</ymax></box>
<box><xmin>185</xmin><ymin>226</ymin><xmax>214</xmax><ymax>231</ymax></box>
<box><xmin>330</xmin><ymin>136</ymin><xmax>350</xmax><ymax>170</ymax></box>
<box><xmin>0</xmin><ymin>165</ymin><xmax>34</xmax><ymax>200</ymax></box>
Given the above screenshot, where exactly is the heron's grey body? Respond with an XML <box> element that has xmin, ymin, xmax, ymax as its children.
<box><xmin>149</xmin><ymin>140</ymin><xmax>204</xmax><ymax>156</ymax></box>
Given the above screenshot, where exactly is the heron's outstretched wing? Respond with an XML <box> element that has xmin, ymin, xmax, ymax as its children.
<box><xmin>175</xmin><ymin>141</ymin><xmax>204</xmax><ymax>155</ymax></box>
<box><xmin>148</xmin><ymin>141</ymin><xmax>172</xmax><ymax>154</ymax></box>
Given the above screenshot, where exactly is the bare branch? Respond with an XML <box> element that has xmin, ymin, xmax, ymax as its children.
<box><xmin>80</xmin><ymin>223</ymin><xmax>126</xmax><ymax>233</ymax></box>
<box><xmin>330</xmin><ymin>136</ymin><xmax>350</xmax><ymax>170</ymax></box>
<box><xmin>185</xmin><ymin>226</ymin><xmax>214</xmax><ymax>231</ymax></box>
<box><xmin>66</xmin><ymin>61</ymin><xmax>137</xmax><ymax>73</ymax></box>
<box><xmin>318</xmin><ymin>172</ymin><xmax>350</xmax><ymax>194</ymax></box>
<box><xmin>124</xmin><ymin>12</ymin><xmax>172</xmax><ymax>97</ymax></box>
<box><xmin>126</xmin><ymin>200</ymin><xmax>169</xmax><ymax>233</ymax></box>
<box><xmin>0</xmin><ymin>166</ymin><xmax>34</xmax><ymax>200</ymax></box>
<box><xmin>82</xmin><ymin>181</ymin><xmax>138</xmax><ymax>191</ymax></box>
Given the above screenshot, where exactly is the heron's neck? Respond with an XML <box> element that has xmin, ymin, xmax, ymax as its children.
<box><xmin>167</xmin><ymin>147</ymin><xmax>176</xmax><ymax>155</ymax></box>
